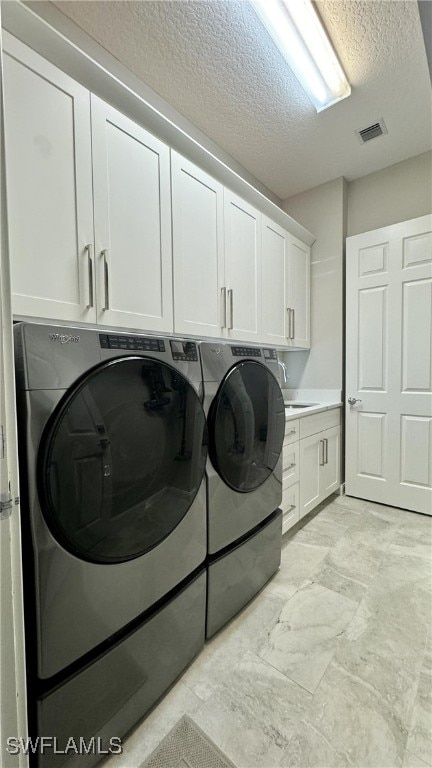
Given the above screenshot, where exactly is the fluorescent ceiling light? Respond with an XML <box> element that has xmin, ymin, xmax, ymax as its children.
<box><xmin>250</xmin><ymin>0</ymin><xmax>351</xmax><ymax>112</ymax></box>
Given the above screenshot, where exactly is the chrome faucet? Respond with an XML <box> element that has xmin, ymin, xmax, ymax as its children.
<box><xmin>277</xmin><ymin>359</ymin><xmax>289</xmax><ymax>386</ymax></box>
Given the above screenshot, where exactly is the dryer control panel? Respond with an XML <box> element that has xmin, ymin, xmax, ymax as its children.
<box><xmin>231</xmin><ymin>346</ymin><xmax>262</xmax><ymax>357</ymax></box>
<box><xmin>170</xmin><ymin>340</ymin><xmax>198</xmax><ymax>361</ymax></box>
<box><xmin>99</xmin><ymin>333</ymin><xmax>166</xmax><ymax>352</ymax></box>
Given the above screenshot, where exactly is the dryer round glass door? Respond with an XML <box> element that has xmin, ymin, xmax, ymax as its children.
<box><xmin>38</xmin><ymin>357</ymin><xmax>207</xmax><ymax>564</ymax></box>
<box><xmin>208</xmin><ymin>360</ymin><xmax>285</xmax><ymax>493</ymax></box>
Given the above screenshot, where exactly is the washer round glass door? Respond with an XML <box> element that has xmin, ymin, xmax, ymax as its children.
<box><xmin>38</xmin><ymin>357</ymin><xmax>207</xmax><ymax>564</ymax></box>
<box><xmin>208</xmin><ymin>360</ymin><xmax>285</xmax><ymax>493</ymax></box>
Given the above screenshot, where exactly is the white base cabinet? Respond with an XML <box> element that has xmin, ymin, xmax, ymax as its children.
<box><xmin>280</xmin><ymin>419</ymin><xmax>300</xmax><ymax>534</ymax></box>
<box><xmin>299</xmin><ymin>410</ymin><xmax>341</xmax><ymax>519</ymax></box>
<box><xmin>281</xmin><ymin>408</ymin><xmax>341</xmax><ymax>534</ymax></box>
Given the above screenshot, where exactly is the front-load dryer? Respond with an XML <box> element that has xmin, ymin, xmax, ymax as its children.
<box><xmin>15</xmin><ymin>322</ymin><xmax>208</xmax><ymax>766</ymax></box>
<box><xmin>200</xmin><ymin>342</ymin><xmax>286</xmax><ymax>637</ymax></box>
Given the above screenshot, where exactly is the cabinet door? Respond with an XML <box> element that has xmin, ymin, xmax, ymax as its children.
<box><xmin>299</xmin><ymin>432</ymin><xmax>323</xmax><ymax>518</ymax></box>
<box><xmin>224</xmin><ymin>191</ymin><xmax>261</xmax><ymax>343</ymax></box>
<box><xmin>320</xmin><ymin>426</ymin><xmax>341</xmax><ymax>500</ymax></box>
<box><xmin>91</xmin><ymin>96</ymin><xmax>172</xmax><ymax>332</ymax></box>
<box><xmin>288</xmin><ymin>236</ymin><xmax>310</xmax><ymax>348</ymax></box>
<box><xmin>261</xmin><ymin>217</ymin><xmax>289</xmax><ymax>345</ymax></box>
<box><xmin>3</xmin><ymin>33</ymin><xmax>95</xmax><ymax>323</ymax></box>
<box><xmin>282</xmin><ymin>483</ymin><xmax>299</xmax><ymax>535</ymax></box>
<box><xmin>171</xmin><ymin>152</ymin><xmax>225</xmax><ymax>337</ymax></box>
<box><xmin>282</xmin><ymin>441</ymin><xmax>299</xmax><ymax>489</ymax></box>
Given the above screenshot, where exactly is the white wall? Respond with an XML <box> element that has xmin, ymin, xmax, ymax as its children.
<box><xmin>347</xmin><ymin>151</ymin><xmax>432</xmax><ymax>236</ymax></box>
<box><xmin>282</xmin><ymin>177</ymin><xmax>346</xmax><ymax>391</ymax></box>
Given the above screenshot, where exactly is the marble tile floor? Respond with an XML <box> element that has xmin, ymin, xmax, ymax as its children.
<box><xmin>107</xmin><ymin>495</ymin><xmax>432</xmax><ymax>768</ymax></box>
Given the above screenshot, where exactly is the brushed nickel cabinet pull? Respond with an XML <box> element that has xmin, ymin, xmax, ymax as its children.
<box><xmin>291</xmin><ymin>308</ymin><xmax>295</xmax><ymax>340</ymax></box>
<box><xmin>221</xmin><ymin>287</ymin><xmax>227</xmax><ymax>329</ymax></box>
<box><xmin>286</xmin><ymin>307</ymin><xmax>292</xmax><ymax>339</ymax></box>
<box><xmin>85</xmin><ymin>244</ymin><xmax>94</xmax><ymax>309</ymax></box>
<box><xmin>227</xmin><ymin>289</ymin><xmax>234</xmax><ymax>330</ymax></box>
<box><xmin>324</xmin><ymin>437</ymin><xmax>328</xmax><ymax>464</ymax></box>
<box><xmin>101</xmin><ymin>249</ymin><xmax>110</xmax><ymax>311</ymax></box>
<box><xmin>319</xmin><ymin>439</ymin><xmax>325</xmax><ymax>466</ymax></box>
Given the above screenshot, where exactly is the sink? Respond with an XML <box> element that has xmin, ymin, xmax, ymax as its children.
<box><xmin>284</xmin><ymin>402</ymin><xmax>318</xmax><ymax>409</ymax></box>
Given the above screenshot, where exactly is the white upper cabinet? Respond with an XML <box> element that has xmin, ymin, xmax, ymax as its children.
<box><xmin>172</xmin><ymin>160</ymin><xmax>264</xmax><ymax>344</ymax></box>
<box><xmin>287</xmin><ymin>235</ymin><xmax>310</xmax><ymax>348</ymax></box>
<box><xmin>261</xmin><ymin>217</ymin><xmax>289</xmax><ymax>345</ymax></box>
<box><xmin>261</xmin><ymin>220</ymin><xmax>310</xmax><ymax>349</ymax></box>
<box><xmin>2</xmin><ymin>33</ymin><xmax>95</xmax><ymax>324</ymax></box>
<box><xmin>2</xmin><ymin>34</ymin><xmax>312</xmax><ymax>345</ymax></box>
<box><xmin>224</xmin><ymin>191</ymin><xmax>262</xmax><ymax>343</ymax></box>
<box><xmin>171</xmin><ymin>152</ymin><xmax>224</xmax><ymax>338</ymax></box>
<box><xmin>91</xmin><ymin>96</ymin><xmax>173</xmax><ymax>332</ymax></box>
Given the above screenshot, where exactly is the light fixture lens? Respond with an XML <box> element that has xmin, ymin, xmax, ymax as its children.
<box><xmin>251</xmin><ymin>0</ymin><xmax>351</xmax><ymax>111</ymax></box>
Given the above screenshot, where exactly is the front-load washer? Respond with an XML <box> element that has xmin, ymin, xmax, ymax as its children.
<box><xmin>14</xmin><ymin>322</ymin><xmax>208</xmax><ymax>765</ymax></box>
<box><xmin>200</xmin><ymin>342</ymin><xmax>286</xmax><ymax>637</ymax></box>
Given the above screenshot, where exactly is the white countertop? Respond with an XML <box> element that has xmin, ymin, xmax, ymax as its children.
<box><xmin>283</xmin><ymin>400</ymin><xmax>343</xmax><ymax>421</ymax></box>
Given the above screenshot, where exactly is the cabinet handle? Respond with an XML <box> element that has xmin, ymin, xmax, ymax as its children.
<box><xmin>291</xmin><ymin>308</ymin><xmax>295</xmax><ymax>340</ymax></box>
<box><xmin>221</xmin><ymin>287</ymin><xmax>227</xmax><ymax>329</ymax></box>
<box><xmin>319</xmin><ymin>439</ymin><xmax>325</xmax><ymax>466</ymax></box>
<box><xmin>85</xmin><ymin>244</ymin><xmax>94</xmax><ymax>309</ymax></box>
<box><xmin>324</xmin><ymin>437</ymin><xmax>328</xmax><ymax>464</ymax></box>
<box><xmin>227</xmin><ymin>288</ymin><xmax>234</xmax><ymax>330</ymax></box>
<box><xmin>286</xmin><ymin>462</ymin><xmax>296</xmax><ymax>470</ymax></box>
<box><xmin>101</xmin><ymin>249</ymin><xmax>110</xmax><ymax>311</ymax></box>
<box><xmin>286</xmin><ymin>503</ymin><xmax>296</xmax><ymax>513</ymax></box>
<box><xmin>286</xmin><ymin>428</ymin><xmax>296</xmax><ymax>436</ymax></box>
<box><xmin>286</xmin><ymin>307</ymin><xmax>292</xmax><ymax>339</ymax></box>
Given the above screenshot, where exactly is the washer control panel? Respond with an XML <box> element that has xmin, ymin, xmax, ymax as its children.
<box><xmin>170</xmin><ymin>340</ymin><xmax>198</xmax><ymax>361</ymax></box>
<box><xmin>99</xmin><ymin>334</ymin><xmax>165</xmax><ymax>352</ymax></box>
<box><xmin>231</xmin><ymin>346</ymin><xmax>262</xmax><ymax>357</ymax></box>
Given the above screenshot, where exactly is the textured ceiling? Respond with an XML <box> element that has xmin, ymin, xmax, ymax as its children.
<box><xmin>51</xmin><ymin>0</ymin><xmax>432</xmax><ymax>200</ymax></box>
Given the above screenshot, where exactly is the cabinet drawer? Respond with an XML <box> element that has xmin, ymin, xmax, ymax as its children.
<box><xmin>281</xmin><ymin>483</ymin><xmax>299</xmax><ymax>534</ymax></box>
<box><xmin>282</xmin><ymin>442</ymin><xmax>299</xmax><ymax>489</ymax></box>
<box><xmin>299</xmin><ymin>408</ymin><xmax>341</xmax><ymax>439</ymax></box>
<box><xmin>284</xmin><ymin>418</ymin><xmax>299</xmax><ymax>444</ymax></box>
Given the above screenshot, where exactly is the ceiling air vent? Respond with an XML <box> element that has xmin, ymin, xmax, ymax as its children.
<box><xmin>355</xmin><ymin>119</ymin><xmax>388</xmax><ymax>144</ymax></box>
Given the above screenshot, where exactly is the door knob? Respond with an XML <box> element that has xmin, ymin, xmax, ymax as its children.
<box><xmin>347</xmin><ymin>397</ymin><xmax>362</xmax><ymax>405</ymax></box>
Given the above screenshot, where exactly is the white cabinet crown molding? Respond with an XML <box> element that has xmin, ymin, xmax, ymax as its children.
<box><xmin>1</xmin><ymin>1</ymin><xmax>315</xmax><ymax>247</ymax></box>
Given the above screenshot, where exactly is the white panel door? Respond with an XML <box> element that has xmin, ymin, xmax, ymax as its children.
<box><xmin>2</xmin><ymin>32</ymin><xmax>95</xmax><ymax>323</ymax></box>
<box><xmin>171</xmin><ymin>152</ymin><xmax>225</xmax><ymax>337</ymax></box>
<box><xmin>91</xmin><ymin>95</ymin><xmax>173</xmax><ymax>332</ymax></box>
<box><xmin>287</xmin><ymin>235</ymin><xmax>310</xmax><ymax>348</ymax></box>
<box><xmin>261</xmin><ymin>217</ymin><xmax>289</xmax><ymax>345</ymax></box>
<box><xmin>346</xmin><ymin>214</ymin><xmax>432</xmax><ymax>514</ymax></box>
<box><xmin>299</xmin><ymin>433</ymin><xmax>322</xmax><ymax>518</ymax></box>
<box><xmin>224</xmin><ymin>191</ymin><xmax>262</xmax><ymax>343</ymax></box>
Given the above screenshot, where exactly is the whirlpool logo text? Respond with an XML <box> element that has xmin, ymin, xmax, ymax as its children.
<box><xmin>49</xmin><ymin>333</ymin><xmax>80</xmax><ymax>344</ymax></box>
